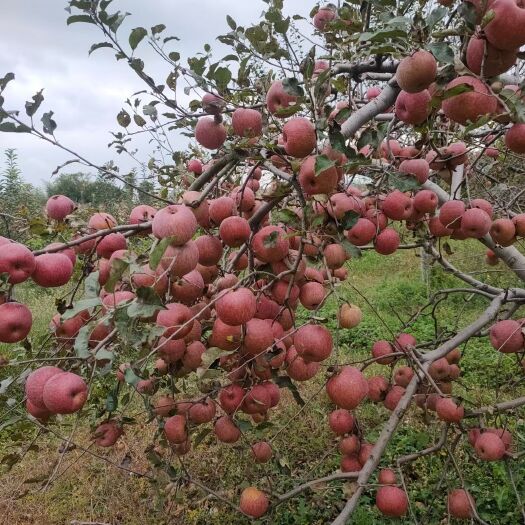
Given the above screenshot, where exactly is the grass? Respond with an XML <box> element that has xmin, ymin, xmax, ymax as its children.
<box><xmin>1</xmin><ymin>239</ymin><xmax>524</xmax><ymax>524</ymax></box>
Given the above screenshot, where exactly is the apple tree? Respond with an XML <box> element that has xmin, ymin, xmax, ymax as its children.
<box><xmin>1</xmin><ymin>0</ymin><xmax>525</xmax><ymax>522</ymax></box>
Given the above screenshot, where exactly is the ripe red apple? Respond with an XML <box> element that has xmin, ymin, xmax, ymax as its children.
<box><xmin>216</xmin><ymin>287</ymin><xmax>256</xmax><ymax>326</ymax></box>
<box><xmin>448</xmin><ymin>488</ymin><xmax>475</xmax><ymax>519</ymax></box>
<box><xmin>376</xmin><ymin>486</ymin><xmax>408</xmax><ymax>517</ymax></box>
<box><xmin>489</xmin><ymin>319</ymin><xmax>525</xmax><ymax>353</ymax></box>
<box><xmin>45</xmin><ymin>195</ymin><xmax>75</xmax><ymax>220</ymax></box>
<box><xmin>442</xmin><ymin>76</ymin><xmax>497</xmax><ymax>125</ymax></box>
<box><xmin>0</xmin><ymin>243</ymin><xmax>36</xmax><ymax>284</ymax></box>
<box><xmin>396</xmin><ymin>50</ymin><xmax>437</xmax><ymax>93</ymax></box>
<box><xmin>0</xmin><ymin>302</ymin><xmax>32</xmax><ymax>343</ymax></box>
<box><xmin>152</xmin><ymin>205</ymin><xmax>197</xmax><ymax>245</ymax></box>
<box><xmin>399</xmin><ymin>159</ymin><xmax>429</xmax><ymax>184</ymax></box>
<box><xmin>474</xmin><ymin>431</ymin><xmax>506</xmax><ymax>460</ymax></box>
<box><xmin>188</xmin><ymin>398</ymin><xmax>216</xmax><ymax>424</ymax></box>
<box><xmin>266</xmin><ymin>80</ymin><xmax>298</xmax><ymax>116</ymax></box>
<box><xmin>94</xmin><ymin>420</ymin><xmax>123</xmax><ymax>447</ymax></box>
<box><xmin>298</xmin><ymin>155</ymin><xmax>339</xmax><ymax>195</ymax></box>
<box><xmin>214</xmin><ymin>415</ymin><xmax>241</xmax><ymax>443</ymax></box>
<box><xmin>251</xmin><ymin>441</ymin><xmax>272</xmax><ymax>463</ymax></box>
<box><xmin>466</xmin><ymin>35</ymin><xmax>516</xmax><ymax>77</ymax></box>
<box><xmin>339</xmin><ymin>435</ymin><xmax>360</xmax><ymax>455</ymax></box>
<box><xmin>195</xmin><ymin>117</ymin><xmax>227</xmax><ymax>149</ymax></box>
<box><xmin>384</xmin><ymin>385</ymin><xmax>406</xmax><ymax>410</ymax></box>
<box><xmin>367</xmin><ymin>376</ymin><xmax>390</xmax><ymax>402</ymax></box>
<box><xmin>294</xmin><ymin>323</ymin><xmax>333</xmax><ymax>362</ymax></box>
<box><xmin>460</xmin><ymin>208</ymin><xmax>491</xmax><ymax>238</ymax></box>
<box><xmin>413</xmin><ymin>190</ymin><xmax>438</xmax><ymax>213</ymax></box>
<box><xmin>372</xmin><ymin>340</ymin><xmax>395</xmax><ymax>364</ymax></box>
<box><xmin>313</xmin><ymin>5</ymin><xmax>337</xmax><ymax>31</ymax></box>
<box><xmin>490</xmin><ymin>218</ymin><xmax>516</xmax><ymax>246</ymax></box>
<box><xmin>341</xmin><ymin>454</ymin><xmax>362</xmax><ymax>472</ymax></box>
<box><xmin>160</xmin><ymin>242</ymin><xmax>199</xmax><ymax>278</ymax></box>
<box><xmin>374</xmin><ymin>228</ymin><xmax>400</xmax><ymax>255</ymax></box>
<box><xmin>337</xmin><ymin>303</ymin><xmax>362</xmax><ymax>328</ymax></box>
<box><xmin>156</xmin><ymin>302</ymin><xmax>193</xmax><ymax>339</ymax></box>
<box><xmin>42</xmin><ymin>372</ymin><xmax>87</xmax><ymax>414</ymax></box>
<box><xmin>231</xmin><ymin>108</ymin><xmax>262</xmax><ymax>138</ymax></box>
<box><xmin>395</xmin><ymin>90</ymin><xmax>431</xmax><ymax>125</ymax></box>
<box><xmin>484</xmin><ymin>0</ymin><xmax>525</xmax><ymax>51</ymax></box>
<box><xmin>129</xmin><ymin>204</ymin><xmax>156</xmax><ymax>225</ymax></box>
<box><xmin>346</xmin><ymin>218</ymin><xmax>376</xmax><ymax>246</ymax></box>
<box><xmin>439</xmin><ymin>200</ymin><xmax>465</xmax><ymax>229</ymax></box>
<box><xmin>88</xmin><ymin>212</ymin><xmax>117</xmax><ymax>230</ymax></box>
<box><xmin>164</xmin><ymin>414</ymin><xmax>187</xmax><ymax>443</ymax></box>
<box><xmin>195</xmin><ymin>235</ymin><xmax>223</xmax><ymax>266</ymax></box>
<box><xmin>286</xmin><ymin>346</ymin><xmax>320</xmax><ymax>381</ymax></box>
<box><xmin>219</xmin><ymin>216</ymin><xmax>251</xmax><ymax>247</ymax></box>
<box><xmin>505</xmin><ymin>123</ymin><xmax>525</xmax><ymax>154</ymax></box>
<box><xmin>25</xmin><ymin>366</ymin><xmax>64</xmax><ymax>409</ymax></box>
<box><xmin>378</xmin><ymin>468</ymin><xmax>397</xmax><ymax>485</ymax></box>
<box><xmin>328</xmin><ymin>409</ymin><xmax>354</xmax><ymax>435</ymax></box>
<box><xmin>326</xmin><ymin>366</ymin><xmax>368</xmax><ymax>409</ymax></box>
<box><xmin>436</xmin><ymin>397</ymin><xmax>464</xmax><ymax>423</ymax></box>
<box><xmin>187</xmin><ymin>159</ymin><xmax>203</xmax><ymax>174</ymax></box>
<box><xmin>239</xmin><ymin>487</ymin><xmax>269</xmax><ymax>518</ymax></box>
<box><xmin>252</xmin><ymin>225</ymin><xmax>289</xmax><ymax>263</ymax></box>
<box><xmin>299</xmin><ymin>281</ymin><xmax>326</xmax><ymax>310</ymax></box>
<box><xmin>282</xmin><ymin>118</ymin><xmax>317</xmax><ymax>158</ymax></box>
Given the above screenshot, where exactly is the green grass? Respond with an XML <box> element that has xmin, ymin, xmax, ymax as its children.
<box><xmin>1</xmin><ymin>241</ymin><xmax>524</xmax><ymax>524</ymax></box>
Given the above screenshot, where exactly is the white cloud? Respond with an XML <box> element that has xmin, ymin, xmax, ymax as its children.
<box><xmin>0</xmin><ymin>0</ymin><xmax>312</xmax><ymax>188</ymax></box>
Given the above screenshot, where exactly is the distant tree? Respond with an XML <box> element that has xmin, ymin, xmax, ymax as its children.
<box><xmin>0</xmin><ymin>149</ymin><xmax>45</xmax><ymax>239</ymax></box>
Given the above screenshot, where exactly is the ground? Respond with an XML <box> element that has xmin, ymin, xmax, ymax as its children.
<box><xmin>1</xmin><ymin>239</ymin><xmax>524</xmax><ymax>525</ymax></box>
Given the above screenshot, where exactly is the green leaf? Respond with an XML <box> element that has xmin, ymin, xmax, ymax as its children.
<box><xmin>0</xmin><ymin>73</ymin><xmax>15</xmax><ymax>92</ymax></box>
<box><xmin>127</xmin><ymin>287</ymin><xmax>164</xmax><ymax>319</ymax></box>
<box><xmin>124</xmin><ymin>367</ymin><xmax>140</xmax><ymax>386</ymax></box>
<box><xmin>84</xmin><ymin>271</ymin><xmax>100</xmax><ymax>299</ymax></box>
<box><xmin>134</xmin><ymin>114</ymin><xmax>146</xmax><ymax>127</ymax></box>
<box><xmin>427</xmin><ymin>42</ymin><xmax>454</xmax><ymax>64</ymax></box>
<box><xmin>282</xmin><ymin>77</ymin><xmax>304</xmax><ymax>97</ymax></box>
<box><xmin>314</xmin><ymin>155</ymin><xmax>336</xmax><ymax>177</ymax></box>
<box><xmin>214</xmin><ymin>67</ymin><xmax>232</xmax><ymax>90</ymax></box>
<box><xmin>25</xmin><ymin>89</ymin><xmax>44</xmax><ymax>117</ymax></box>
<box><xmin>62</xmin><ymin>297</ymin><xmax>101</xmax><ymax>320</ymax></box>
<box><xmin>66</xmin><ymin>14</ymin><xmax>95</xmax><ymax>25</ymax></box>
<box><xmin>95</xmin><ymin>348</ymin><xmax>114</xmax><ymax>364</ymax></box>
<box><xmin>105</xmin><ymin>258</ymin><xmax>129</xmax><ymax>293</ymax></box>
<box><xmin>457</xmin><ymin>1</ymin><xmax>478</xmax><ymax>28</ymax></box>
<box><xmin>88</xmin><ymin>42</ymin><xmax>113</xmax><ymax>55</ymax></box>
<box><xmin>263</xmin><ymin>230</ymin><xmax>279</xmax><ymax>248</ymax></box>
<box><xmin>0</xmin><ymin>122</ymin><xmax>30</xmax><ymax>133</ymax></box>
<box><xmin>168</xmin><ymin>51</ymin><xmax>180</xmax><ymax>62</ymax></box>
<box><xmin>226</xmin><ymin>15</ymin><xmax>237</xmax><ymax>29</ymax></box>
<box><xmin>341</xmin><ymin>239</ymin><xmax>362</xmax><ymax>258</ymax></box>
<box><xmin>442</xmin><ymin>83</ymin><xmax>473</xmax><ymax>100</ymax></box>
<box><xmin>129</xmin><ymin>27</ymin><xmax>148</xmax><ymax>50</ymax></box>
<box><xmin>389</xmin><ymin>172</ymin><xmax>420</xmax><ymax>192</ymax></box>
<box><xmin>117</xmin><ymin>109</ymin><xmax>131</xmax><ymax>127</ymax></box>
<box><xmin>274</xmin><ymin>104</ymin><xmax>302</xmax><ymax>118</ymax></box>
<box><xmin>149</xmin><ymin>237</ymin><xmax>171</xmax><ymax>270</ymax></box>
<box><xmin>193</xmin><ymin>428</ymin><xmax>211</xmax><ymax>447</ymax></box>
<box><xmin>105</xmin><ymin>388</ymin><xmax>119</xmax><ymax>412</ymax></box>
<box><xmin>74</xmin><ymin>324</ymin><xmax>91</xmax><ymax>358</ymax></box>
<box><xmin>41</xmin><ymin>111</ymin><xmax>57</xmax><ymax>134</ymax></box>
<box><xmin>273</xmin><ymin>209</ymin><xmax>301</xmax><ymax>228</ymax></box>
<box><xmin>341</xmin><ymin>210</ymin><xmax>360</xmax><ymax>230</ymax></box>
<box><xmin>275</xmin><ymin>375</ymin><xmax>305</xmax><ymax>406</ymax></box>
<box><xmin>151</xmin><ymin>24</ymin><xmax>166</xmax><ymax>35</ymax></box>
<box><xmin>425</xmin><ymin>6</ymin><xmax>447</xmax><ymax>29</ymax></box>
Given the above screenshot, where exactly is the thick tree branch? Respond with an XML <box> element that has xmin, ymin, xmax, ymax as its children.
<box><xmin>340</xmin><ymin>78</ymin><xmax>400</xmax><ymax>139</ymax></box>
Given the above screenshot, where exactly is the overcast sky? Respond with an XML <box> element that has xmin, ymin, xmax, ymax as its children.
<box><xmin>0</xmin><ymin>0</ymin><xmax>310</xmax><ymax>188</ymax></box>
